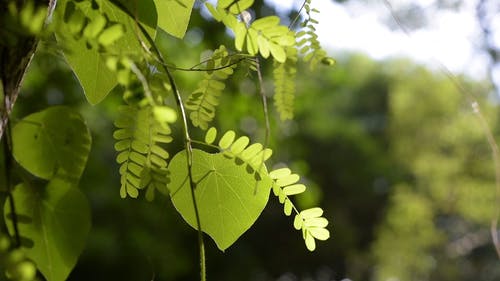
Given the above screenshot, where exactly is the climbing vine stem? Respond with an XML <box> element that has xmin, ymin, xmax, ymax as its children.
<box><xmin>109</xmin><ymin>1</ymin><xmax>206</xmax><ymax>279</ymax></box>
<box><xmin>2</xmin><ymin>122</ymin><xmax>21</xmax><ymax>247</ymax></box>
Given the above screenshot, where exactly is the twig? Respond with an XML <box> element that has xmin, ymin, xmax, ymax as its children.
<box><xmin>3</xmin><ymin>122</ymin><xmax>21</xmax><ymax>247</ymax></box>
<box><xmin>108</xmin><ymin>1</ymin><xmax>206</xmax><ymax>279</ymax></box>
<box><xmin>254</xmin><ymin>57</ymin><xmax>271</xmax><ymax>193</ymax></box>
<box><xmin>289</xmin><ymin>0</ymin><xmax>308</xmax><ymax>29</ymax></box>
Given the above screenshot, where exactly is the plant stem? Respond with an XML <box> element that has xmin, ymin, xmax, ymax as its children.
<box><xmin>2</xmin><ymin>122</ymin><xmax>21</xmax><ymax>246</ymax></box>
<box><xmin>108</xmin><ymin>1</ymin><xmax>206</xmax><ymax>279</ymax></box>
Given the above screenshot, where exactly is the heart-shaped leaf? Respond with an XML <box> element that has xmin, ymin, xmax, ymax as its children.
<box><xmin>4</xmin><ymin>179</ymin><xmax>91</xmax><ymax>281</ymax></box>
<box><xmin>154</xmin><ymin>0</ymin><xmax>195</xmax><ymax>38</ymax></box>
<box><xmin>12</xmin><ymin>106</ymin><xmax>91</xmax><ymax>181</ymax></box>
<box><xmin>168</xmin><ymin>149</ymin><xmax>271</xmax><ymax>251</ymax></box>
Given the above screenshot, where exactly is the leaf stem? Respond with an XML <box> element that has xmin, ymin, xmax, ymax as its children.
<box><xmin>254</xmin><ymin>57</ymin><xmax>271</xmax><ymax>194</ymax></box>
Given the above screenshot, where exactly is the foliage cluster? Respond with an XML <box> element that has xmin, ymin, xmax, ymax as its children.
<box><xmin>0</xmin><ymin>0</ymin><xmax>334</xmax><ymax>280</ymax></box>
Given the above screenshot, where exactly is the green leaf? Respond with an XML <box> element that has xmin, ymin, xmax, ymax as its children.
<box><xmin>12</xmin><ymin>106</ymin><xmax>91</xmax><ymax>181</ymax></box>
<box><xmin>304</xmin><ymin>217</ymin><xmax>329</xmax><ymax>228</ymax></box>
<box><xmin>219</xmin><ymin>130</ymin><xmax>236</xmax><ymax>149</ymax></box>
<box><xmin>55</xmin><ymin>0</ymin><xmax>150</xmax><ymax>104</ymax></box>
<box><xmin>269</xmin><ymin>168</ymin><xmax>291</xmax><ymax>179</ymax></box>
<box><xmin>228</xmin><ymin>0</ymin><xmax>254</xmax><ymax>14</ymax></box>
<box><xmin>230</xmin><ymin>136</ymin><xmax>250</xmax><ymax>154</ymax></box>
<box><xmin>275</xmin><ymin>173</ymin><xmax>300</xmax><ymax>187</ymax></box>
<box><xmin>300</xmin><ymin>207</ymin><xmax>323</xmax><ymax>219</ymax></box>
<box><xmin>304</xmin><ymin>230</ymin><xmax>316</xmax><ymax>251</ymax></box>
<box><xmin>205</xmin><ymin>127</ymin><xmax>217</xmax><ymax>144</ymax></box>
<box><xmin>252</xmin><ymin>16</ymin><xmax>280</xmax><ymax>30</ymax></box>
<box><xmin>309</xmin><ymin>228</ymin><xmax>330</xmax><ymax>240</ymax></box>
<box><xmin>154</xmin><ymin>0</ymin><xmax>195</xmax><ymax>38</ymax></box>
<box><xmin>4</xmin><ymin>180</ymin><xmax>91</xmax><ymax>281</ymax></box>
<box><xmin>283</xmin><ymin>184</ymin><xmax>306</xmax><ymax>195</ymax></box>
<box><xmin>97</xmin><ymin>24</ymin><xmax>125</xmax><ymax>46</ymax></box>
<box><xmin>168</xmin><ymin>149</ymin><xmax>272</xmax><ymax>251</ymax></box>
<box><xmin>234</xmin><ymin>22</ymin><xmax>247</xmax><ymax>51</ymax></box>
<box><xmin>269</xmin><ymin>42</ymin><xmax>286</xmax><ymax>63</ymax></box>
<box><xmin>293</xmin><ymin>214</ymin><xmax>303</xmax><ymax>230</ymax></box>
<box><xmin>114</xmin><ymin>0</ymin><xmax>158</xmax><ymax>32</ymax></box>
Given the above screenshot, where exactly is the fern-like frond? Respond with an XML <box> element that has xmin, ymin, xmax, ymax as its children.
<box><xmin>269</xmin><ymin>167</ymin><xmax>330</xmax><ymax>251</ymax></box>
<box><xmin>202</xmin><ymin>127</ymin><xmax>330</xmax><ymax>250</ymax></box>
<box><xmin>296</xmin><ymin>0</ymin><xmax>335</xmax><ymax>70</ymax></box>
<box><xmin>185</xmin><ymin>45</ymin><xmax>236</xmax><ymax>130</ymax></box>
<box><xmin>205</xmin><ymin>2</ymin><xmax>295</xmax><ymax>63</ymax></box>
<box><xmin>273</xmin><ymin>46</ymin><xmax>298</xmax><ymax>120</ymax></box>
<box><xmin>203</xmin><ymin>127</ymin><xmax>272</xmax><ymax>176</ymax></box>
<box><xmin>113</xmin><ymin>104</ymin><xmax>176</xmax><ymax>200</ymax></box>
<box><xmin>61</xmin><ymin>0</ymin><xmax>125</xmax><ymax>48</ymax></box>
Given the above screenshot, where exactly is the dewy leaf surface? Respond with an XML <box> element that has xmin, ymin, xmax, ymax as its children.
<box><xmin>12</xmin><ymin>106</ymin><xmax>91</xmax><ymax>181</ymax></box>
<box><xmin>168</xmin><ymin>149</ymin><xmax>272</xmax><ymax>251</ymax></box>
<box><xmin>4</xmin><ymin>180</ymin><xmax>91</xmax><ymax>281</ymax></box>
<box><xmin>154</xmin><ymin>0</ymin><xmax>195</xmax><ymax>38</ymax></box>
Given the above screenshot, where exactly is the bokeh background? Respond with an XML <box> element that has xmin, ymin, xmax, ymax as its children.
<box><xmin>10</xmin><ymin>0</ymin><xmax>500</xmax><ymax>280</ymax></box>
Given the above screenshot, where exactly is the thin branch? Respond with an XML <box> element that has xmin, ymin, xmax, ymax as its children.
<box><xmin>108</xmin><ymin>1</ymin><xmax>206</xmax><ymax>279</ymax></box>
<box><xmin>383</xmin><ymin>0</ymin><xmax>500</xmax><ymax>259</ymax></box>
<box><xmin>3</xmin><ymin>122</ymin><xmax>21</xmax><ymax>247</ymax></box>
<box><xmin>254</xmin><ymin>57</ymin><xmax>271</xmax><ymax>194</ymax></box>
<box><xmin>289</xmin><ymin>0</ymin><xmax>308</xmax><ymax>29</ymax></box>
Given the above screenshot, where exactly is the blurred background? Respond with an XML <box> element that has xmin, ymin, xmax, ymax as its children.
<box><xmin>9</xmin><ymin>0</ymin><xmax>500</xmax><ymax>280</ymax></box>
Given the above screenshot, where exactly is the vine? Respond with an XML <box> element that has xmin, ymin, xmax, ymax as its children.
<box><xmin>0</xmin><ymin>0</ymin><xmax>333</xmax><ymax>280</ymax></box>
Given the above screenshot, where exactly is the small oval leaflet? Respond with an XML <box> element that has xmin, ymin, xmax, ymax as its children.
<box><xmin>269</xmin><ymin>168</ymin><xmax>292</xmax><ymax>179</ymax></box>
<box><xmin>294</xmin><ymin>214</ymin><xmax>303</xmax><ymax>230</ymax></box>
<box><xmin>230</xmin><ymin>136</ymin><xmax>250</xmax><ymax>154</ymax></box>
<box><xmin>276</xmin><ymin>173</ymin><xmax>300</xmax><ymax>187</ymax></box>
<box><xmin>205</xmin><ymin>127</ymin><xmax>217</xmax><ymax>144</ymax></box>
<box><xmin>219</xmin><ymin>130</ymin><xmax>236</xmax><ymax>149</ymax></box>
<box><xmin>304</xmin><ymin>217</ymin><xmax>329</xmax><ymax>228</ymax></box>
<box><xmin>283</xmin><ymin>184</ymin><xmax>306</xmax><ymax>196</ymax></box>
<box><xmin>309</xmin><ymin>228</ymin><xmax>330</xmax><ymax>241</ymax></box>
<box><xmin>240</xmin><ymin>143</ymin><xmax>263</xmax><ymax>160</ymax></box>
<box><xmin>83</xmin><ymin>13</ymin><xmax>107</xmax><ymax>39</ymax></box>
<box><xmin>304</xmin><ymin>231</ymin><xmax>316</xmax><ymax>251</ymax></box>
<box><xmin>98</xmin><ymin>24</ymin><xmax>125</xmax><ymax>46</ymax></box>
<box><xmin>228</xmin><ymin>0</ymin><xmax>254</xmax><ymax>14</ymax></box>
<box><xmin>300</xmin><ymin>207</ymin><xmax>324</xmax><ymax>219</ymax></box>
<box><xmin>284</xmin><ymin>199</ymin><xmax>293</xmax><ymax>216</ymax></box>
<box><xmin>153</xmin><ymin>106</ymin><xmax>177</xmax><ymax>123</ymax></box>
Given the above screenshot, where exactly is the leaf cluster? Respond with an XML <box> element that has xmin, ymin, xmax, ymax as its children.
<box><xmin>114</xmin><ymin>104</ymin><xmax>176</xmax><ymax>200</ymax></box>
<box><xmin>185</xmin><ymin>45</ymin><xmax>238</xmax><ymax>130</ymax></box>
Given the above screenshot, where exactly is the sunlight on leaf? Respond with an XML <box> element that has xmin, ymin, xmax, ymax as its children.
<box><xmin>168</xmin><ymin>149</ymin><xmax>272</xmax><ymax>251</ymax></box>
<box><xmin>4</xmin><ymin>180</ymin><xmax>91</xmax><ymax>281</ymax></box>
<box><xmin>12</xmin><ymin>106</ymin><xmax>91</xmax><ymax>181</ymax></box>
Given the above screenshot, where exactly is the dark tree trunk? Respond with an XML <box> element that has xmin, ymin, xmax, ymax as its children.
<box><xmin>0</xmin><ymin>0</ymin><xmax>55</xmax><ymax>139</ymax></box>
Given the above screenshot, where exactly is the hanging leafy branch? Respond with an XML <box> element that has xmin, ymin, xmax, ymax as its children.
<box><xmin>295</xmin><ymin>0</ymin><xmax>335</xmax><ymax>70</ymax></box>
<box><xmin>113</xmin><ymin>104</ymin><xmax>176</xmax><ymax>200</ymax></box>
<box><xmin>206</xmin><ymin>0</ymin><xmax>296</xmax><ymax>63</ymax></box>
<box><xmin>187</xmin><ymin>127</ymin><xmax>330</xmax><ymax>251</ymax></box>
<box><xmin>185</xmin><ymin>45</ymin><xmax>238</xmax><ymax>130</ymax></box>
<box><xmin>273</xmin><ymin>46</ymin><xmax>298</xmax><ymax>120</ymax></box>
<box><xmin>269</xmin><ymin>168</ymin><xmax>330</xmax><ymax>251</ymax></box>
<box><xmin>1</xmin><ymin>0</ymin><xmax>334</xmax><ymax>280</ymax></box>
